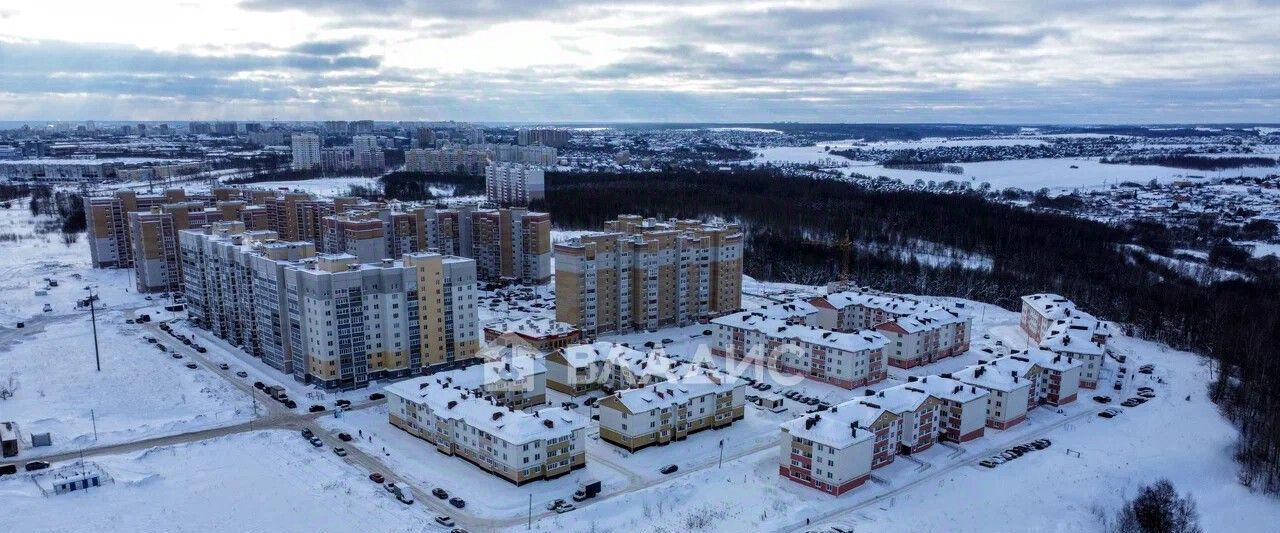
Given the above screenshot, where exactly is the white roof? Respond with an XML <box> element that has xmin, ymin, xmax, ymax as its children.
<box><xmin>1041</xmin><ymin>328</ymin><xmax>1106</xmax><ymax>356</ymax></box>
<box><xmin>485</xmin><ymin>316</ymin><xmax>578</xmax><ymax>338</ymax></box>
<box><xmin>713</xmin><ymin>313</ymin><xmax>888</xmax><ymax>353</ymax></box>
<box><xmin>418</xmin><ymin>355</ymin><xmax>546</xmax><ymax>391</ymax></box>
<box><xmin>953</xmin><ymin>356</ymin><xmax>1037</xmax><ymax>392</ymax></box>
<box><xmin>1022</xmin><ymin>346</ymin><xmax>1085</xmax><ymax>371</ymax></box>
<box><xmin>888</xmin><ymin>307</ymin><xmax>968</xmax><ymax>333</ymax></box>
<box><xmin>1022</xmin><ymin>294</ymin><xmax>1112</xmax><ymax>338</ymax></box>
<box><xmin>780</xmin><ymin>400</ymin><xmax>885</xmax><ymax>449</ymax></box>
<box><xmin>612</xmin><ymin>367</ymin><xmax>742</xmax><ymax>414</ymax></box>
<box><xmin>862</xmin><ymin>383</ymin><xmax>932</xmax><ymax>414</ymax></box>
<box><xmin>819</xmin><ymin>290</ymin><xmax>934</xmax><ymax>316</ymax></box>
<box><xmin>385</xmin><ymin>379</ymin><xmax>585</xmax><ymax>445</ymax></box>
<box><xmin>913</xmin><ymin>375</ymin><xmax>989</xmax><ymax>403</ymax></box>
<box><xmin>558</xmin><ymin>341</ymin><xmax>646</xmax><ymax>369</ymax></box>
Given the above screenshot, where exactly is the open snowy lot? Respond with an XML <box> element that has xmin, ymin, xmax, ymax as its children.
<box><xmin>0</xmin><ymin>309</ymin><xmax>254</xmax><ymax>457</ymax></box>
<box><xmin>0</xmin><ymin>430</ymin><xmax>424</xmax><ymax>533</ymax></box>
<box><xmin>219</xmin><ymin>176</ymin><xmax>381</xmax><ymax>196</ymax></box>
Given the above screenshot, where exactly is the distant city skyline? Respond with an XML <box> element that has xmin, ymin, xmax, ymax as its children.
<box><xmin>1</xmin><ymin>1</ymin><xmax>1278</xmax><ymax>123</ymax></box>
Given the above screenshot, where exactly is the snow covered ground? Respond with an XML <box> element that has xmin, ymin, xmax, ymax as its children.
<box><xmin>747</xmin><ymin>139</ymin><xmax>1278</xmax><ymax>191</ymax></box>
<box><xmin>0</xmin><ymin>309</ymin><xmax>254</xmax><ymax>457</ymax></box>
<box><xmin>227</xmin><ymin>176</ymin><xmax>381</xmax><ymax>196</ymax></box>
<box><xmin>0</xmin><ymin>430</ymin><xmax>425</xmax><ymax>533</ymax></box>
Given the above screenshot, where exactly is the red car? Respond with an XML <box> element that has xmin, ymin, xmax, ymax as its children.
<box><xmin>369</xmin><ymin>472</ymin><xmax>385</xmax><ymax>484</ymax></box>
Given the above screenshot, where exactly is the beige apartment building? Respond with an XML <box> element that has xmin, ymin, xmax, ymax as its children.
<box><xmin>555</xmin><ymin>215</ymin><xmax>743</xmax><ymax>334</ymax></box>
<box><xmin>386</xmin><ymin>379</ymin><xmax>588</xmax><ymax>485</ymax></box>
<box><xmin>597</xmin><ymin>367</ymin><xmax>746</xmax><ymax>452</ymax></box>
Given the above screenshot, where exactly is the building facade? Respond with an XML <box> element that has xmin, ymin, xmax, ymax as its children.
<box><xmin>484</xmin><ymin>162</ymin><xmax>545</xmax><ymax>206</ymax></box>
<box><xmin>555</xmin><ymin>216</ymin><xmax>743</xmax><ymax>334</ymax></box>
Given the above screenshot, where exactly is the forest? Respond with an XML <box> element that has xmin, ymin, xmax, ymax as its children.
<box><xmin>1101</xmin><ymin>154</ymin><xmax>1278</xmax><ymax>171</ymax></box>
<box><xmin>534</xmin><ymin>169</ymin><xmax>1280</xmax><ymax>493</ymax></box>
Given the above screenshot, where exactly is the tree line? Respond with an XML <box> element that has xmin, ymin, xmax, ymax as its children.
<box><xmin>535</xmin><ymin>169</ymin><xmax>1280</xmax><ymax>493</ymax></box>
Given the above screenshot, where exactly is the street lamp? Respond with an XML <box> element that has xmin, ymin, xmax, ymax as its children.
<box><xmin>84</xmin><ymin>286</ymin><xmax>101</xmax><ymax>372</ymax></box>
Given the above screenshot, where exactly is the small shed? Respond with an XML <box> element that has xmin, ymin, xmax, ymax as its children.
<box><xmin>34</xmin><ymin>461</ymin><xmax>114</xmax><ymax>496</ymax></box>
<box><xmin>31</xmin><ymin>432</ymin><xmax>52</xmax><ymax>448</ymax></box>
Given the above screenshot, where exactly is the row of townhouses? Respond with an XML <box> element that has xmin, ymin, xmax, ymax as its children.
<box><xmin>711</xmin><ymin>309</ymin><xmax>890</xmax><ymax>389</ymax></box>
<box><xmin>1020</xmin><ymin>293</ymin><xmax>1112</xmax><ymax>388</ymax></box>
<box><xmin>554</xmin><ymin>215</ymin><xmax>744</xmax><ymax>335</ymax></box>
<box><xmin>180</xmin><ymin>222</ymin><xmax>481</xmax><ymax>390</ymax></box>
<box><xmin>809</xmin><ymin>290</ymin><xmax>972</xmax><ymax>368</ymax></box>
<box><xmin>86</xmin><ymin>188</ymin><xmax>554</xmax><ymax>292</ymax></box>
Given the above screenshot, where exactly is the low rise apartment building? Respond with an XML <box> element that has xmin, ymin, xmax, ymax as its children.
<box><xmin>597</xmin><ymin>367</ymin><xmax>746</xmax><ymax>452</ymax></box>
<box><xmin>778</xmin><ymin>400</ymin><xmax>900</xmax><ymax>496</ymax></box>
<box><xmin>416</xmin><ymin>355</ymin><xmax>547</xmax><ymax>410</ymax></box>
<box><xmin>952</xmin><ymin>357</ymin><xmax>1041</xmax><ymax>430</ymax></box>
<box><xmin>1019</xmin><ymin>293</ymin><xmax>1112</xmax><ymax>344</ymax></box>
<box><xmin>555</xmin><ymin>215</ymin><xmax>743</xmax><ymax>334</ymax></box>
<box><xmin>874</xmin><ymin>307</ymin><xmax>971</xmax><ymax>369</ymax></box>
<box><xmin>545</xmin><ymin>341</ymin><xmax>682</xmax><ymax>395</ymax></box>
<box><xmin>712</xmin><ymin>311</ymin><xmax>889</xmax><ymax>389</ymax></box>
<box><xmin>386</xmin><ymin>380</ymin><xmax>587</xmax><ymax>485</ymax></box>
<box><xmin>484</xmin><ymin>316</ymin><xmax>581</xmax><ymax>353</ymax></box>
<box><xmin>912</xmin><ymin>375</ymin><xmax>990</xmax><ymax>443</ymax></box>
<box><xmin>1040</xmin><ymin>324</ymin><xmax>1108</xmax><ymax>389</ymax></box>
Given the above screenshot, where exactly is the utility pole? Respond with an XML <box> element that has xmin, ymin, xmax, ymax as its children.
<box><xmin>86</xmin><ymin>286</ymin><xmax>101</xmax><ymax>372</ymax></box>
<box><xmin>718</xmin><ymin>439</ymin><xmax>724</xmax><ymax>469</ymax></box>
<box><xmin>527</xmin><ymin>493</ymin><xmax>532</xmax><ymax>530</ymax></box>
<box><xmin>90</xmin><ymin>409</ymin><xmax>98</xmax><ymax>442</ymax></box>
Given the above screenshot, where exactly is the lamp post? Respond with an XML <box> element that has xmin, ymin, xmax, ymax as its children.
<box><xmin>85</xmin><ymin>286</ymin><xmax>101</xmax><ymax>372</ymax></box>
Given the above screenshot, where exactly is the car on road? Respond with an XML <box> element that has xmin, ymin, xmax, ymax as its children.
<box><xmin>170</xmin><ymin>353</ymin><xmax>182</xmax><ymax>359</ymax></box>
<box><xmin>554</xmin><ymin>503</ymin><xmax>576</xmax><ymax>513</ymax></box>
<box><xmin>1092</xmin><ymin>395</ymin><xmax>1111</xmax><ymax>403</ymax></box>
<box><xmin>1113</xmin><ymin>381</ymin><xmax>1123</xmax><ymax>391</ymax></box>
<box><xmin>335</xmin><ymin>399</ymin><xmax>352</xmax><ymax>409</ymax></box>
<box><xmin>547</xmin><ymin>499</ymin><xmax>566</xmax><ymax>510</ymax></box>
<box><xmin>338</xmin><ymin>433</ymin><xmax>353</xmax><ymax>442</ymax></box>
<box><xmin>301</xmin><ymin>429</ymin><xmax>313</xmax><ymax>438</ymax></box>
<box><xmin>25</xmin><ymin>461</ymin><xmax>50</xmax><ymax>471</ymax></box>
<box><xmin>332</xmin><ymin>447</ymin><xmax>348</xmax><ymax>457</ymax></box>
<box><xmin>979</xmin><ymin>459</ymin><xmax>998</xmax><ymax>468</ymax></box>
<box><xmin>309</xmin><ymin>405</ymin><xmax>325</xmax><ymax>413</ymax></box>
<box><xmin>449</xmin><ymin>497</ymin><xmax>466</xmax><ymax>509</ymax></box>
<box><xmin>660</xmin><ymin>464</ymin><xmax>679</xmax><ymax>475</ymax></box>
<box><xmin>218</xmin><ymin>363</ymin><xmax>229</xmax><ymax>370</ymax></box>
<box><xmin>309</xmin><ymin>437</ymin><xmax>323</xmax><ymax>447</ymax></box>
<box><xmin>368</xmin><ymin>392</ymin><xmax>385</xmax><ymax>401</ymax></box>
<box><xmin>369</xmin><ymin>472</ymin><xmax>384</xmax><ymax>484</ymax></box>
<box><xmin>434</xmin><ymin>516</ymin><xmax>455</xmax><ymax>527</ymax></box>
<box><xmin>396</xmin><ymin>490</ymin><xmax>414</xmax><ymax>505</ymax></box>
<box><xmin>195</xmin><ymin>346</ymin><xmax>207</xmax><ymax>353</ymax></box>
<box><xmin>432</xmin><ymin>488</ymin><xmax>449</xmax><ymax>499</ymax></box>
<box><xmin>236</xmin><ymin>371</ymin><xmax>249</xmax><ymax>378</ymax></box>
<box><xmin>185</xmin><ymin>363</ymin><xmax>198</xmax><ymax>369</ymax></box>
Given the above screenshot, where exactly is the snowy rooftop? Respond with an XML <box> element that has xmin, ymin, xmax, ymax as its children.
<box><xmin>612</xmin><ymin>367</ymin><xmax>742</xmax><ymax>414</ymax></box>
<box><xmin>780</xmin><ymin>400</ymin><xmax>885</xmax><ymax>449</ymax></box>
<box><xmin>714</xmin><ymin>313</ymin><xmax>888</xmax><ymax>353</ymax></box>
<box><xmin>485</xmin><ymin>316</ymin><xmax>579</xmax><ymax>338</ymax></box>
<box><xmin>953</xmin><ymin>356</ymin><xmax>1038</xmax><ymax>392</ymax></box>
<box><xmin>817</xmin><ymin>290</ymin><xmax>936</xmax><ymax>316</ymax></box>
<box><xmin>557</xmin><ymin>341</ymin><xmax>647</xmax><ymax>368</ymax></box>
<box><xmin>417</xmin><ymin>355</ymin><xmax>546</xmax><ymax>391</ymax></box>
<box><xmin>862</xmin><ymin>383</ymin><xmax>933</xmax><ymax>414</ymax></box>
<box><xmin>912</xmin><ymin>375</ymin><xmax>989</xmax><ymax>403</ymax></box>
<box><xmin>385</xmin><ymin>379</ymin><xmax>585</xmax><ymax>444</ymax></box>
<box><xmin>1041</xmin><ymin>328</ymin><xmax>1107</xmax><ymax>356</ymax></box>
<box><xmin>888</xmin><ymin>307</ymin><xmax>969</xmax><ymax>333</ymax></box>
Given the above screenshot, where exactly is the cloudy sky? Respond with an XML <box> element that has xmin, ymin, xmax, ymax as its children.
<box><xmin>1</xmin><ymin>0</ymin><xmax>1278</xmax><ymax>123</ymax></box>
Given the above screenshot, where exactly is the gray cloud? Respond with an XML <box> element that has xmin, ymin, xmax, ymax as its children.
<box><xmin>3</xmin><ymin>0</ymin><xmax>1280</xmax><ymax>121</ymax></box>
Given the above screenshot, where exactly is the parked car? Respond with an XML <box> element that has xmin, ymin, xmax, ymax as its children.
<box><xmin>301</xmin><ymin>428</ymin><xmax>313</xmax><ymax>439</ymax></box>
<box><xmin>332</xmin><ymin>447</ymin><xmax>348</xmax><ymax>457</ymax></box>
<box><xmin>555</xmin><ymin>503</ymin><xmax>576</xmax><ymax>513</ymax></box>
<box><xmin>1138</xmin><ymin>391</ymin><xmax>1156</xmax><ymax>399</ymax></box>
<box><xmin>195</xmin><ymin>346</ymin><xmax>207</xmax><ymax>353</ymax></box>
<box><xmin>660</xmin><ymin>464</ymin><xmax>679</xmax><ymax>475</ymax></box>
<box><xmin>449</xmin><ymin>497</ymin><xmax>466</xmax><ymax>509</ymax></box>
<box><xmin>979</xmin><ymin>459</ymin><xmax>998</xmax><ymax>468</ymax></box>
<box><xmin>170</xmin><ymin>353</ymin><xmax>182</xmax><ymax>359</ymax></box>
<box><xmin>1113</xmin><ymin>382</ymin><xmax>1123</xmax><ymax>391</ymax></box>
<box><xmin>385</xmin><ymin>482</ymin><xmax>401</xmax><ymax>494</ymax></box>
<box><xmin>547</xmin><ymin>498</ymin><xmax>567</xmax><ymax>510</ymax></box>
<box><xmin>254</xmin><ymin>382</ymin><xmax>266</xmax><ymax>390</ymax></box>
<box><xmin>335</xmin><ymin>399</ymin><xmax>352</xmax><ymax>409</ymax></box>
<box><xmin>338</xmin><ymin>433</ymin><xmax>353</xmax><ymax>442</ymax></box>
<box><xmin>185</xmin><ymin>362</ymin><xmax>198</xmax><ymax>369</ymax></box>
<box><xmin>309</xmin><ymin>437</ymin><xmax>323</xmax><ymax>447</ymax></box>
<box><xmin>1092</xmin><ymin>395</ymin><xmax>1112</xmax><ymax>403</ymax></box>
<box><xmin>368</xmin><ymin>392</ymin><xmax>385</xmax><ymax>401</ymax></box>
<box><xmin>25</xmin><ymin>461</ymin><xmax>50</xmax><ymax>471</ymax></box>
<box><xmin>369</xmin><ymin>472</ymin><xmax>385</xmax><ymax>484</ymax></box>
<box><xmin>432</xmin><ymin>488</ymin><xmax>449</xmax><ymax>499</ymax></box>
<box><xmin>309</xmin><ymin>405</ymin><xmax>326</xmax><ymax>413</ymax></box>
<box><xmin>236</xmin><ymin>371</ymin><xmax>249</xmax><ymax>378</ymax></box>
<box><xmin>0</xmin><ymin>463</ymin><xmax>17</xmax><ymax>476</ymax></box>
<box><xmin>284</xmin><ymin>400</ymin><xmax>298</xmax><ymax>409</ymax></box>
<box><xmin>435</xmin><ymin>516</ymin><xmax>455</xmax><ymax>527</ymax></box>
<box><xmin>1098</xmin><ymin>409</ymin><xmax>1119</xmax><ymax>418</ymax></box>
<box><xmin>218</xmin><ymin>363</ymin><xmax>229</xmax><ymax>370</ymax></box>
<box><xmin>396</xmin><ymin>490</ymin><xmax>414</xmax><ymax>505</ymax></box>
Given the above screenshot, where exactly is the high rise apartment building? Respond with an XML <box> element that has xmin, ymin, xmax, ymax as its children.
<box><xmin>555</xmin><ymin>215</ymin><xmax>743</xmax><ymax>334</ymax></box>
<box><xmin>180</xmin><ymin>222</ymin><xmax>480</xmax><ymax>389</ymax></box>
<box><xmin>485</xmin><ymin>162</ymin><xmax>545</xmax><ymax>206</ymax></box>
<box><xmin>404</xmin><ymin>147</ymin><xmax>491</xmax><ymax>175</ymax></box>
<box><xmin>352</xmin><ymin>135</ymin><xmax>385</xmax><ymax>170</ymax></box>
<box><xmin>291</xmin><ymin>132</ymin><xmax>321</xmax><ymax>170</ymax></box>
